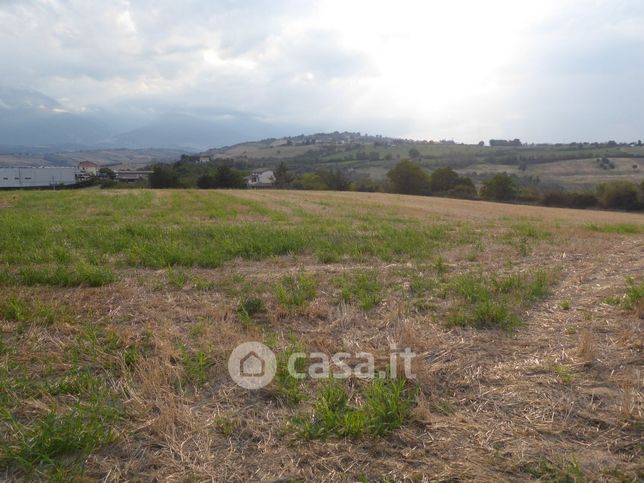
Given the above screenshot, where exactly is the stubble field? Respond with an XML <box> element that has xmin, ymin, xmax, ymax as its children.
<box><xmin>0</xmin><ymin>189</ymin><xmax>642</xmax><ymax>481</ymax></box>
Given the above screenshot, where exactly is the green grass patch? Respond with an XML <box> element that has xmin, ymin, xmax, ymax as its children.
<box><xmin>338</xmin><ymin>271</ymin><xmax>382</xmax><ymax>310</ymax></box>
<box><xmin>551</xmin><ymin>363</ymin><xmax>573</xmax><ymax>384</ymax></box>
<box><xmin>274</xmin><ymin>339</ymin><xmax>306</xmax><ymax>404</ymax></box>
<box><xmin>181</xmin><ymin>348</ymin><xmax>212</xmax><ymax>386</ymax></box>
<box><xmin>297</xmin><ymin>378</ymin><xmax>415</xmax><ymax>439</ymax></box>
<box><xmin>447</xmin><ymin>270</ymin><xmax>551</xmax><ymax>331</ymax></box>
<box><xmin>3</xmin><ymin>264</ymin><xmax>116</xmax><ymax>288</ymax></box>
<box><xmin>0</xmin><ymin>297</ymin><xmax>74</xmax><ymax>327</ymax></box>
<box><xmin>623</xmin><ymin>277</ymin><xmax>643</xmax><ymax>311</ymax></box>
<box><xmin>275</xmin><ymin>274</ymin><xmax>317</xmax><ymax>310</ymax></box>
<box><xmin>522</xmin><ymin>456</ymin><xmax>584</xmax><ymax>481</ymax></box>
<box><xmin>586</xmin><ymin>223</ymin><xmax>643</xmax><ymax>234</ymax></box>
<box><xmin>0</xmin><ymin>381</ymin><xmax>121</xmax><ymax>479</ymax></box>
<box><xmin>0</xmin><ymin>191</ymin><xmax>474</xmax><ymax>277</ymax></box>
<box><xmin>237</xmin><ymin>297</ymin><xmax>264</xmax><ymax>324</ymax></box>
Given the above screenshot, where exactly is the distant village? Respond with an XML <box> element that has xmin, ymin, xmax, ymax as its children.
<box><xmin>0</xmin><ymin>162</ymin><xmax>152</xmax><ymax>189</ymax></box>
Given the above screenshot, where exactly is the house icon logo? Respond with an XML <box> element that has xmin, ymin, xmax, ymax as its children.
<box><xmin>240</xmin><ymin>351</ymin><xmax>265</xmax><ymax>377</ymax></box>
<box><xmin>228</xmin><ymin>342</ymin><xmax>276</xmax><ymax>389</ymax></box>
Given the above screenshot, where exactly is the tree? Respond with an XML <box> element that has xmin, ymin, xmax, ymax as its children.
<box><xmin>292</xmin><ymin>173</ymin><xmax>329</xmax><ymax>190</ymax></box>
<box><xmin>196</xmin><ymin>167</ymin><xmax>246</xmax><ymax>189</ymax></box>
<box><xmin>427</xmin><ymin>167</ymin><xmax>476</xmax><ymax>198</ymax></box>
<box><xmin>197</xmin><ymin>174</ymin><xmax>217</xmax><ymax>189</ymax></box>
<box><xmin>317</xmin><ymin>169</ymin><xmax>350</xmax><ymax>191</ymax></box>
<box><xmin>149</xmin><ymin>165</ymin><xmax>180</xmax><ymax>188</ymax></box>
<box><xmin>428</xmin><ymin>167</ymin><xmax>460</xmax><ymax>193</ymax></box>
<box><xmin>480</xmin><ymin>173</ymin><xmax>517</xmax><ymax>201</ymax></box>
<box><xmin>98</xmin><ymin>167</ymin><xmax>116</xmax><ymax>179</ymax></box>
<box><xmin>214</xmin><ymin>166</ymin><xmax>245</xmax><ymax>188</ymax></box>
<box><xmin>386</xmin><ymin>160</ymin><xmax>430</xmax><ymax>195</ymax></box>
<box><xmin>274</xmin><ymin>162</ymin><xmax>292</xmax><ymax>188</ymax></box>
<box><xmin>408</xmin><ymin>148</ymin><xmax>421</xmax><ymax>159</ymax></box>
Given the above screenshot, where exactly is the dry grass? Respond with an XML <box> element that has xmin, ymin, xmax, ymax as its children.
<box><xmin>0</xmin><ymin>190</ymin><xmax>642</xmax><ymax>481</ymax></box>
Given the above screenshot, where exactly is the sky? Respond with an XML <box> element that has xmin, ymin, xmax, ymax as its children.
<box><xmin>1</xmin><ymin>0</ymin><xmax>643</xmax><ymax>144</ymax></box>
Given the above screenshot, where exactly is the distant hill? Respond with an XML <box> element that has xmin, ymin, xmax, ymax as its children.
<box><xmin>0</xmin><ymin>148</ymin><xmax>184</xmax><ymax>169</ymax></box>
<box><xmin>195</xmin><ymin>133</ymin><xmax>644</xmax><ymax>190</ymax></box>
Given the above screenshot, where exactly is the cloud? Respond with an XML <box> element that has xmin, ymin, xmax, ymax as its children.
<box><xmin>1</xmin><ymin>0</ymin><xmax>643</xmax><ymax>143</ymax></box>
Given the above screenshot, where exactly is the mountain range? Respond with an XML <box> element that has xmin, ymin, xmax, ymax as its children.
<box><xmin>0</xmin><ymin>87</ymin><xmax>293</xmax><ymax>152</ymax></box>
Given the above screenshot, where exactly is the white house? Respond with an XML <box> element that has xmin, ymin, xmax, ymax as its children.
<box><xmin>78</xmin><ymin>161</ymin><xmax>98</xmax><ymax>177</ymax></box>
<box><xmin>245</xmin><ymin>169</ymin><xmax>275</xmax><ymax>188</ymax></box>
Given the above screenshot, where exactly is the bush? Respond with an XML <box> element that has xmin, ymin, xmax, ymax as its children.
<box><xmin>596</xmin><ymin>181</ymin><xmax>642</xmax><ymax>211</ymax></box>
<box><xmin>479</xmin><ymin>173</ymin><xmax>517</xmax><ymax>201</ymax></box>
<box><xmin>386</xmin><ymin>160</ymin><xmax>430</xmax><ymax>195</ymax></box>
<box><xmin>428</xmin><ymin>167</ymin><xmax>476</xmax><ymax>198</ymax></box>
<box><xmin>541</xmin><ymin>191</ymin><xmax>598</xmax><ymax>209</ymax></box>
<box><xmin>149</xmin><ymin>165</ymin><xmax>180</xmax><ymax>188</ymax></box>
<box><xmin>291</xmin><ymin>173</ymin><xmax>329</xmax><ymax>190</ymax></box>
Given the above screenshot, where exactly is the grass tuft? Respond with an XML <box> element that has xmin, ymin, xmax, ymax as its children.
<box><xmin>275</xmin><ymin>275</ymin><xmax>317</xmax><ymax>310</ymax></box>
<box><xmin>338</xmin><ymin>271</ymin><xmax>382</xmax><ymax>310</ymax></box>
<box><xmin>298</xmin><ymin>378</ymin><xmax>415</xmax><ymax>439</ymax></box>
<box><xmin>0</xmin><ymin>388</ymin><xmax>120</xmax><ymax>479</ymax></box>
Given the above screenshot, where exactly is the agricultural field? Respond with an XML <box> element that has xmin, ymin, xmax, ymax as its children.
<box><xmin>0</xmin><ymin>189</ymin><xmax>642</xmax><ymax>481</ymax></box>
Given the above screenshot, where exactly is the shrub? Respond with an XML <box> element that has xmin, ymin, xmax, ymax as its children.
<box><xmin>428</xmin><ymin>167</ymin><xmax>477</xmax><ymax>198</ymax></box>
<box><xmin>596</xmin><ymin>181</ymin><xmax>642</xmax><ymax>211</ymax></box>
<box><xmin>386</xmin><ymin>160</ymin><xmax>431</xmax><ymax>195</ymax></box>
<box><xmin>479</xmin><ymin>173</ymin><xmax>517</xmax><ymax>201</ymax></box>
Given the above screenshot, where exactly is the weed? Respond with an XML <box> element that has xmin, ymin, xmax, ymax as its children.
<box><xmin>408</xmin><ymin>271</ymin><xmax>438</xmax><ymax>297</ymax></box>
<box><xmin>363</xmin><ymin>378</ymin><xmax>415</xmax><ymax>436</ymax></box>
<box><xmin>213</xmin><ymin>416</ymin><xmax>237</xmax><ymax>437</ymax></box>
<box><xmin>275</xmin><ymin>275</ymin><xmax>317</xmax><ymax>310</ymax></box>
<box><xmin>623</xmin><ymin>277</ymin><xmax>643</xmax><ymax>311</ymax></box>
<box><xmin>0</xmin><ymin>389</ymin><xmax>120</xmax><ymax>478</ymax></box>
<box><xmin>433</xmin><ymin>256</ymin><xmax>447</xmax><ymax>275</ymax></box>
<box><xmin>339</xmin><ymin>272</ymin><xmax>382</xmax><ymax>310</ymax></box>
<box><xmin>181</xmin><ymin>349</ymin><xmax>211</xmax><ymax>386</ymax></box>
<box><xmin>552</xmin><ymin>363</ymin><xmax>573</xmax><ymax>384</ymax></box>
<box><xmin>560</xmin><ymin>299</ymin><xmax>571</xmax><ymax>310</ymax></box>
<box><xmin>298</xmin><ymin>378</ymin><xmax>415</xmax><ymax>439</ymax></box>
<box><xmin>275</xmin><ymin>339</ymin><xmax>306</xmax><ymax>404</ymax></box>
<box><xmin>447</xmin><ymin>270</ymin><xmax>550</xmax><ymax>331</ymax></box>
<box><xmin>0</xmin><ymin>297</ymin><xmax>73</xmax><ymax>327</ymax></box>
<box><xmin>430</xmin><ymin>401</ymin><xmax>455</xmax><ymax>416</ymax></box>
<box><xmin>237</xmin><ymin>297</ymin><xmax>264</xmax><ymax>324</ymax></box>
<box><xmin>526</xmin><ymin>270</ymin><xmax>550</xmax><ymax>300</ymax></box>
<box><xmin>603</xmin><ymin>296</ymin><xmax>621</xmax><ymax>306</ymax></box>
<box><xmin>166</xmin><ymin>267</ymin><xmax>188</xmax><ymax>289</ymax></box>
<box><xmin>299</xmin><ymin>379</ymin><xmax>350</xmax><ymax>438</ymax></box>
<box><xmin>0</xmin><ymin>297</ymin><xmax>30</xmax><ymax>321</ymax></box>
<box><xmin>523</xmin><ymin>456</ymin><xmax>584</xmax><ymax>482</ymax></box>
<box><xmin>191</xmin><ymin>275</ymin><xmax>215</xmax><ymax>290</ymax></box>
<box><xmin>512</xmin><ymin>221</ymin><xmax>551</xmax><ymax>240</ymax></box>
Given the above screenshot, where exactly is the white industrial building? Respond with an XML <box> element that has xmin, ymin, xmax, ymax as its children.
<box><xmin>0</xmin><ymin>167</ymin><xmax>79</xmax><ymax>188</ymax></box>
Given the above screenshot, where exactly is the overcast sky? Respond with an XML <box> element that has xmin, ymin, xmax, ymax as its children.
<box><xmin>1</xmin><ymin>0</ymin><xmax>643</xmax><ymax>143</ymax></box>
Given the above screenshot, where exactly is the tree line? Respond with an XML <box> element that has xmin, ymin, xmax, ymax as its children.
<box><xmin>147</xmin><ymin>158</ymin><xmax>643</xmax><ymax>211</ymax></box>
